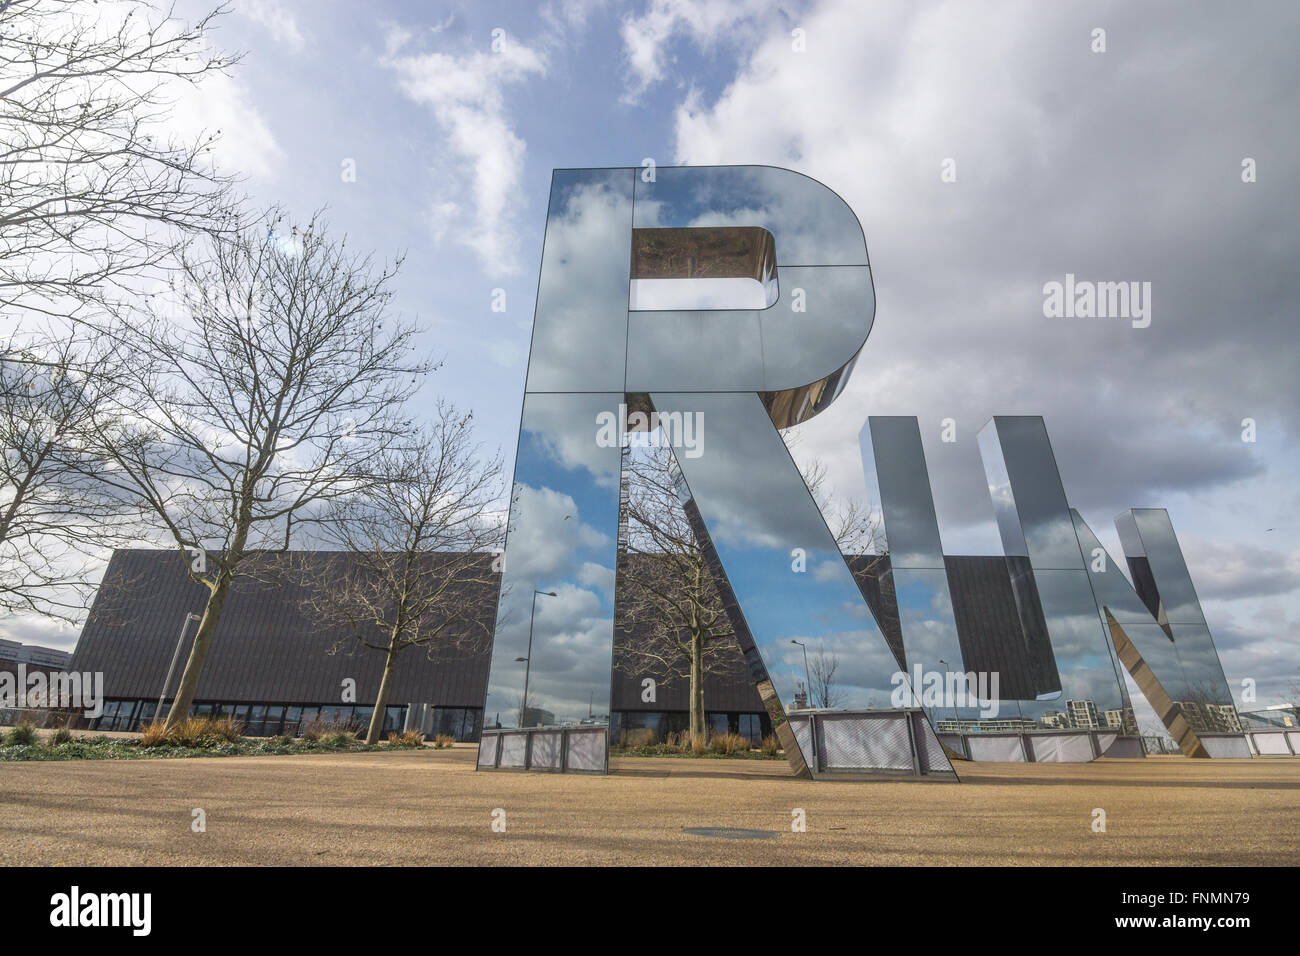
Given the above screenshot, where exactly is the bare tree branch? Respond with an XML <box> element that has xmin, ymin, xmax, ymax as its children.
<box><xmin>82</xmin><ymin>209</ymin><xmax>432</xmax><ymax>731</ymax></box>
<box><xmin>614</xmin><ymin>439</ymin><xmax>748</xmax><ymax>743</ymax></box>
<box><xmin>296</xmin><ymin>406</ymin><xmax>505</xmax><ymax>744</ymax></box>
<box><xmin>1</xmin><ymin>0</ymin><xmax>244</xmax><ymax>323</ymax></box>
<box><xmin>0</xmin><ymin>326</ymin><xmax>144</xmax><ymax>620</ymax></box>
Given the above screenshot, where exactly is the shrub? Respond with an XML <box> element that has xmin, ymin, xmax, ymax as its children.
<box><xmin>386</xmin><ymin>730</ymin><xmax>425</xmax><ymax>748</ymax></box>
<box><xmin>433</xmin><ymin>733</ymin><xmax>455</xmax><ymax>749</ymax></box>
<box><xmin>760</xmin><ymin>734</ymin><xmax>780</xmax><ymax>756</ymax></box>
<box><xmin>619</xmin><ymin>727</ymin><xmax>655</xmax><ymax>750</ymax></box>
<box><xmin>139</xmin><ymin>720</ymin><xmax>169</xmax><ymax>748</ymax></box>
<box><xmin>50</xmin><ymin>727</ymin><xmax>75</xmax><ymax>746</ymax></box>
<box><xmin>138</xmin><ymin>715</ymin><xmax>244</xmax><ymax>749</ymax></box>
<box><xmin>710</xmin><ymin>732</ymin><xmax>752</xmax><ymax>755</ymax></box>
<box><xmin>4</xmin><ymin>722</ymin><xmax>37</xmax><ymax>746</ymax></box>
<box><xmin>320</xmin><ymin>731</ymin><xmax>353</xmax><ymax>749</ymax></box>
<box><xmin>302</xmin><ymin>717</ymin><xmax>360</xmax><ymax>743</ymax></box>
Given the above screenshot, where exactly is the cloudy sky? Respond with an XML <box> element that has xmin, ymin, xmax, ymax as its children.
<box><xmin>14</xmin><ymin>0</ymin><xmax>1300</xmax><ymax>716</ymax></box>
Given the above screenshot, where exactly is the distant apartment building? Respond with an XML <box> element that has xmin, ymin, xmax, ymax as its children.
<box><xmin>934</xmin><ymin>717</ymin><xmax>1039</xmax><ymax>734</ymax></box>
<box><xmin>0</xmin><ymin>638</ymin><xmax>71</xmax><ymax>669</ymax></box>
<box><xmin>1066</xmin><ymin>699</ymin><xmax>1101</xmax><ymax>729</ymax></box>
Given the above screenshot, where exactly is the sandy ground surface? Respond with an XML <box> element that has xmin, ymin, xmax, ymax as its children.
<box><xmin>1</xmin><ymin>747</ymin><xmax>1297</xmax><ymax>866</ymax></box>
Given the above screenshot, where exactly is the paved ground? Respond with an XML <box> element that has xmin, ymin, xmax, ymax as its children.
<box><xmin>1</xmin><ymin>748</ymin><xmax>1297</xmax><ymax>865</ymax></box>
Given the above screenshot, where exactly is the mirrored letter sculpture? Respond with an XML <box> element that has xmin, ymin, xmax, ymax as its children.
<box><xmin>482</xmin><ymin>166</ymin><xmax>951</xmax><ymax>777</ymax></box>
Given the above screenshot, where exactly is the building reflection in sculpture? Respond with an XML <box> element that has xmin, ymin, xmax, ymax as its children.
<box><xmin>483</xmin><ymin>164</ymin><xmax>1242</xmax><ymax>773</ymax></box>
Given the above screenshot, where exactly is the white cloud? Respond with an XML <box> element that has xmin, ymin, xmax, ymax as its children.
<box><xmin>168</xmin><ymin>72</ymin><xmax>283</xmax><ymax>181</ymax></box>
<box><xmin>619</xmin><ymin>0</ymin><xmax>777</xmax><ymax>100</ymax></box>
<box><xmin>382</xmin><ymin>28</ymin><xmax>547</xmax><ymax>275</ymax></box>
<box><xmin>653</xmin><ymin>0</ymin><xmax>1300</xmax><ymax>712</ymax></box>
<box><xmin>239</xmin><ymin>0</ymin><xmax>307</xmax><ymax>53</ymax></box>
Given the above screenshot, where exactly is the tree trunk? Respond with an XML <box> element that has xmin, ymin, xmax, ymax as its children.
<box><xmin>689</xmin><ymin>627</ymin><xmax>705</xmax><ymax>745</ymax></box>
<box><xmin>366</xmin><ymin>632</ymin><xmax>401</xmax><ymax>745</ymax></box>
<box><xmin>161</xmin><ymin>575</ymin><xmax>231</xmax><ymax>732</ymax></box>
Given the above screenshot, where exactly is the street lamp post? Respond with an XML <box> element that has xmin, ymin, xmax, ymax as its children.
<box><xmin>158</xmin><ymin>612</ymin><xmax>202</xmax><ymax>718</ymax></box>
<box><xmin>518</xmin><ymin>589</ymin><xmax>557</xmax><ymax>727</ymax></box>
<box><xmin>791</xmin><ymin>639</ymin><xmax>811</xmax><ymax>708</ymax></box>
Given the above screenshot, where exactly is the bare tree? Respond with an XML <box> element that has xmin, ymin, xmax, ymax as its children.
<box><xmin>807</xmin><ymin>646</ymin><xmax>845</xmax><ymax>709</ymax></box>
<box><xmin>84</xmin><ymin>209</ymin><xmax>430</xmax><ymax>731</ymax></box>
<box><xmin>614</xmin><ymin>441</ymin><xmax>745</xmax><ymax>744</ymax></box>
<box><xmin>0</xmin><ymin>329</ymin><xmax>141</xmax><ymax>621</ymax></box>
<box><xmin>297</xmin><ymin>407</ymin><xmax>504</xmax><ymax>744</ymax></box>
<box><xmin>1</xmin><ymin>0</ymin><xmax>242</xmax><ymax>321</ymax></box>
<box><xmin>799</xmin><ymin>453</ymin><xmax>884</xmax><ymax>563</ymax></box>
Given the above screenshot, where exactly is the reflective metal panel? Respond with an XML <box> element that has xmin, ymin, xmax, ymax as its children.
<box><xmin>978</xmin><ymin>417</ymin><xmax>1083</xmax><ymax>569</ymax></box>
<box><xmin>486</xmin><ymin>165</ymin><xmax>914</xmax><ymax>777</ymax></box>
<box><xmin>628</xmin><ymin>166</ymin><xmax>874</xmax><ymax>422</ymax></box>
<box><xmin>860</xmin><ymin>417</ymin><xmax>943</xmax><ymax>568</ymax></box>
<box><xmin>1116</xmin><ymin>509</ymin><xmax>1209</xmax><ymax>626</ymax></box>
<box><xmin>1017</xmin><ymin>569</ymin><xmax>1128</xmax><ymax>722</ymax></box>
<box><xmin>633</xmin><ymin>166</ymin><xmax>869</xmax><ymax>266</ymax></box>
<box><xmin>524</xmin><ymin>169</ymin><xmax>634</xmax><ymax>393</ymax></box>
<box><xmin>625</xmin><ymin>265</ymin><xmax>873</xmax><ymax>394</ymax></box>
<box><xmin>758</xmin><ymin>265</ymin><xmax>874</xmax><ymax>393</ymax></box>
<box><xmin>859</xmin><ymin>417</ymin><xmax>967</xmax><ymax>718</ymax></box>
<box><xmin>483</xmin><ymin>392</ymin><xmax>622</xmax><ymax>731</ymax></box>
<box><xmin>653</xmin><ymin>392</ymin><xmax>907</xmax><ymax>711</ymax></box>
<box><xmin>975</xmin><ymin>417</ymin><xmax>1129</xmax><ymax>723</ymax></box>
<box><xmin>1074</xmin><ymin>510</ymin><xmax>1237</xmax><ymax>751</ymax></box>
<box><xmin>626</xmin><ymin>309</ymin><xmax>765</xmax><ymax>391</ymax></box>
<box><xmin>891</xmin><ymin>569</ymin><xmax>964</xmax><ymax>691</ymax></box>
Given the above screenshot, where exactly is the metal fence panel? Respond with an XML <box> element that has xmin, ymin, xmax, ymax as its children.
<box><xmin>967</xmin><ymin>734</ymin><xmax>1026</xmax><ymax>762</ymax></box>
<box><xmin>913</xmin><ymin>714</ymin><xmax>954</xmax><ymax>773</ymax></box>
<box><xmin>499</xmin><ymin>733</ymin><xmax>528</xmax><ymax>767</ymax></box>
<box><xmin>566</xmin><ymin>729</ymin><xmax>605</xmax><ymax>771</ymax></box>
<box><xmin>1030</xmin><ymin>733</ymin><xmax>1094</xmax><ymax>763</ymax></box>
<box><xmin>1200</xmin><ymin>734</ymin><xmax>1252</xmax><ymax>758</ymax></box>
<box><xmin>818</xmin><ymin>713</ymin><xmax>912</xmax><ymax>770</ymax></box>
<box><xmin>531</xmin><ymin>731</ymin><xmax>563</xmax><ymax>769</ymax></box>
<box><xmin>477</xmin><ymin>734</ymin><xmax>499</xmax><ymax>767</ymax></box>
<box><xmin>1251</xmin><ymin>732</ymin><xmax>1291</xmax><ymax>755</ymax></box>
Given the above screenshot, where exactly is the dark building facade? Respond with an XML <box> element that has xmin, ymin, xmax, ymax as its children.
<box><xmin>70</xmin><ymin>547</ymin><xmax>1119</xmax><ymax>743</ymax></box>
<box><xmin>71</xmin><ymin>550</ymin><xmax>495</xmax><ymax>739</ymax></box>
<box><xmin>72</xmin><ymin>549</ymin><xmax>779</xmax><ymax>741</ymax></box>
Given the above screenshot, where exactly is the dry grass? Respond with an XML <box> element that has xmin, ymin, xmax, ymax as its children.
<box><xmin>432</xmin><ymin>734</ymin><xmax>456</xmax><ymax>749</ymax></box>
<box><xmin>619</xmin><ymin>728</ymin><xmax>655</xmax><ymax>749</ymax></box>
<box><xmin>3</xmin><ymin>722</ymin><xmax>37</xmax><ymax>746</ymax></box>
<box><xmin>387</xmin><ymin>730</ymin><xmax>425</xmax><ymax>748</ymax></box>
<box><xmin>709</xmin><ymin>732</ymin><xmax>753</xmax><ymax>755</ymax></box>
<box><xmin>301</xmin><ymin>717</ymin><xmax>360</xmax><ymax>742</ymax></box>
<box><xmin>614</xmin><ymin>728</ymin><xmax>765</xmax><ymax>757</ymax></box>
<box><xmin>759</xmin><ymin>734</ymin><xmax>780</xmax><ymax>756</ymax></box>
<box><xmin>139</xmin><ymin>715</ymin><xmax>244</xmax><ymax>748</ymax></box>
<box><xmin>3</xmin><ymin>752</ymin><xmax>1299</xmax><ymax>866</ymax></box>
